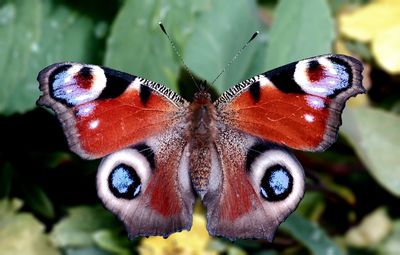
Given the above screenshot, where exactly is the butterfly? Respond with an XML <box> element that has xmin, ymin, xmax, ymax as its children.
<box><xmin>37</xmin><ymin>54</ymin><xmax>364</xmax><ymax>241</ymax></box>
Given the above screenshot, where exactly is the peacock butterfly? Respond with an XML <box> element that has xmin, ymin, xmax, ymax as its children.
<box><xmin>37</xmin><ymin>53</ymin><xmax>364</xmax><ymax>241</ymax></box>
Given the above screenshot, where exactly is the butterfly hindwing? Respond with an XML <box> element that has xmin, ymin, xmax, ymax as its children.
<box><xmin>215</xmin><ymin>54</ymin><xmax>365</xmax><ymax>152</ymax></box>
<box><xmin>37</xmin><ymin>62</ymin><xmax>188</xmax><ymax>159</ymax></box>
<box><xmin>203</xmin><ymin>128</ymin><xmax>305</xmax><ymax>241</ymax></box>
<box><xmin>97</xmin><ymin>131</ymin><xmax>195</xmax><ymax>238</ymax></box>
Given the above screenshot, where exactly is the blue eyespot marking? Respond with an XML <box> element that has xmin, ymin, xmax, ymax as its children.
<box><xmin>112</xmin><ymin>167</ymin><xmax>133</xmax><ymax>193</ymax></box>
<box><xmin>269</xmin><ymin>170</ymin><xmax>290</xmax><ymax>195</ymax></box>
<box><xmin>260</xmin><ymin>165</ymin><xmax>293</xmax><ymax>201</ymax></box>
<box><xmin>108</xmin><ymin>164</ymin><xmax>141</xmax><ymax>199</ymax></box>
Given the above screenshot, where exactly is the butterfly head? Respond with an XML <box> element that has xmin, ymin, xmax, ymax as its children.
<box><xmin>193</xmin><ymin>81</ymin><xmax>212</xmax><ymax>104</ymax></box>
<box><xmin>199</xmin><ymin>80</ymin><xmax>208</xmax><ymax>91</ymax></box>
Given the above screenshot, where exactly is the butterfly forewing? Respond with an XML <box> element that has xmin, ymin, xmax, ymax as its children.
<box><xmin>37</xmin><ymin>62</ymin><xmax>188</xmax><ymax>159</ymax></box>
<box><xmin>215</xmin><ymin>54</ymin><xmax>365</xmax><ymax>152</ymax></box>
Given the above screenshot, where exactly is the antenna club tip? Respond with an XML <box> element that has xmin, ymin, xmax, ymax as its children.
<box><xmin>248</xmin><ymin>31</ymin><xmax>259</xmax><ymax>42</ymax></box>
<box><xmin>159</xmin><ymin>21</ymin><xmax>167</xmax><ymax>34</ymax></box>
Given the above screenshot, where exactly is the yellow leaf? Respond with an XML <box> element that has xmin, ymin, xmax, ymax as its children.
<box><xmin>138</xmin><ymin>213</ymin><xmax>217</xmax><ymax>255</ymax></box>
<box><xmin>377</xmin><ymin>0</ymin><xmax>400</xmax><ymax>3</ymax></box>
<box><xmin>339</xmin><ymin>2</ymin><xmax>400</xmax><ymax>42</ymax></box>
<box><xmin>339</xmin><ymin>1</ymin><xmax>400</xmax><ymax>73</ymax></box>
<box><xmin>372</xmin><ymin>25</ymin><xmax>400</xmax><ymax>73</ymax></box>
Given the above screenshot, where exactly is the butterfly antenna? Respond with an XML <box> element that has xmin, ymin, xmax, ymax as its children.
<box><xmin>210</xmin><ymin>31</ymin><xmax>259</xmax><ymax>86</ymax></box>
<box><xmin>158</xmin><ymin>21</ymin><xmax>200</xmax><ymax>90</ymax></box>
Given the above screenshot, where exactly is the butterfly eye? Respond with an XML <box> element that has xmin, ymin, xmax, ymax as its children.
<box><xmin>108</xmin><ymin>164</ymin><xmax>142</xmax><ymax>199</ymax></box>
<box><xmin>260</xmin><ymin>165</ymin><xmax>293</xmax><ymax>201</ymax></box>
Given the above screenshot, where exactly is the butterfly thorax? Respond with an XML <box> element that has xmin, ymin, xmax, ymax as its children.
<box><xmin>188</xmin><ymin>91</ymin><xmax>217</xmax><ymax>198</ymax></box>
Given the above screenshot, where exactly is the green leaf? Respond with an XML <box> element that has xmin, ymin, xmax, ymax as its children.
<box><xmin>296</xmin><ymin>191</ymin><xmax>326</xmax><ymax>220</ymax></box>
<box><xmin>265</xmin><ymin>0</ymin><xmax>335</xmax><ymax>69</ymax></box>
<box><xmin>207</xmin><ymin>239</ymin><xmax>248</xmax><ymax>255</ymax></box>
<box><xmin>281</xmin><ymin>213</ymin><xmax>344</xmax><ymax>255</ymax></box>
<box><xmin>93</xmin><ymin>230</ymin><xmax>131</xmax><ymax>255</ymax></box>
<box><xmin>0</xmin><ymin>162</ymin><xmax>13</xmax><ymax>198</ymax></box>
<box><xmin>0</xmin><ymin>198</ymin><xmax>59</xmax><ymax>255</ymax></box>
<box><xmin>64</xmin><ymin>247</ymin><xmax>112</xmax><ymax>255</ymax></box>
<box><xmin>254</xmin><ymin>252</ymin><xmax>279</xmax><ymax>255</ymax></box>
<box><xmin>0</xmin><ymin>0</ymin><xmax>41</xmax><ymax>114</ymax></box>
<box><xmin>0</xmin><ymin>198</ymin><xmax>23</xmax><ymax>217</ymax></box>
<box><xmin>341</xmin><ymin>107</ymin><xmax>400</xmax><ymax>196</ymax></box>
<box><xmin>184</xmin><ymin>0</ymin><xmax>262</xmax><ymax>93</ymax></box>
<box><xmin>345</xmin><ymin>207</ymin><xmax>392</xmax><ymax>248</ymax></box>
<box><xmin>21</xmin><ymin>183</ymin><xmax>55</xmax><ymax>219</ymax></box>
<box><xmin>227</xmin><ymin>246</ymin><xmax>247</xmax><ymax>255</ymax></box>
<box><xmin>50</xmin><ymin>205</ymin><xmax>121</xmax><ymax>248</ymax></box>
<box><xmin>105</xmin><ymin>0</ymin><xmax>206</xmax><ymax>92</ymax></box>
<box><xmin>0</xmin><ymin>0</ymin><xmax>101</xmax><ymax>115</ymax></box>
<box><xmin>377</xmin><ymin>220</ymin><xmax>400</xmax><ymax>255</ymax></box>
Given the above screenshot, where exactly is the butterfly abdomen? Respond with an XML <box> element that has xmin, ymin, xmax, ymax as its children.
<box><xmin>188</xmin><ymin>91</ymin><xmax>218</xmax><ymax>197</ymax></box>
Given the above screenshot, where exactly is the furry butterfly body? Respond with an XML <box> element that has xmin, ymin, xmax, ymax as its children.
<box><xmin>37</xmin><ymin>54</ymin><xmax>364</xmax><ymax>241</ymax></box>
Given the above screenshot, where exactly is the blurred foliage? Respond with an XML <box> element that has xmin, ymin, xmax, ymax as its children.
<box><xmin>339</xmin><ymin>0</ymin><xmax>400</xmax><ymax>73</ymax></box>
<box><xmin>0</xmin><ymin>0</ymin><xmax>399</xmax><ymax>254</ymax></box>
<box><xmin>0</xmin><ymin>199</ymin><xmax>59</xmax><ymax>255</ymax></box>
<box><xmin>265</xmin><ymin>0</ymin><xmax>334</xmax><ymax>69</ymax></box>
